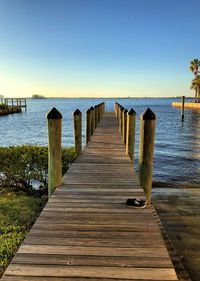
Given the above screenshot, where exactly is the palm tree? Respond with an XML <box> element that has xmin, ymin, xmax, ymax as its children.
<box><xmin>191</xmin><ymin>75</ymin><xmax>200</xmax><ymax>100</ymax></box>
<box><xmin>189</xmin><ymin>59</ymin><xmax>200</xmax><ymax>102</ymax></box>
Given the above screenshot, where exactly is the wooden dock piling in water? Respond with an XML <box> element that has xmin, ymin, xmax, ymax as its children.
<box><xmin>1</xmin><ymin>103</ymin><xmax>178</xmax><ymax>281</ymax></box>
<box><xmin>139</xmin><ymin>108</ymin><xmax>156</xmax><ymax>206</ymax></box>
<box><xmin>73</xmin><ymin>109</ymin><xmax>82</xmax><ymax>155</ymax></box>
<box><xmin>126</xmin><ymin>108</ymin><xmax>136</xmax><ymax>162</ymax></box>
<box><xmin>47</xmin><ymin>107</ymin><xmax>62</xmax><ymax>198</ymax></box>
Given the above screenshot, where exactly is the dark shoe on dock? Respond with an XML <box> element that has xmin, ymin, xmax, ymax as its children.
<box><xmin>125</xmin><ymin>198</ymin><xmax>147</xmax><ymax>208</ymax></box>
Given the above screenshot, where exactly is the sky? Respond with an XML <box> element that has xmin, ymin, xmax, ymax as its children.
<box><xmin>0</xmin><ymin>0</ymin><xmax>199</xmax><ymax>98</ymax></box>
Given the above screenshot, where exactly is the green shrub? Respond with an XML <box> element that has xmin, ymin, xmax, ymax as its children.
<box><xmin>0</xmin><ymin>190</ymin><xmax>46</xmax><ymax>276</ymax></box>
<box><xmin>0</xmin><ymin>145</ymin><xmax>76</xmax><ymax>194</ymax></box>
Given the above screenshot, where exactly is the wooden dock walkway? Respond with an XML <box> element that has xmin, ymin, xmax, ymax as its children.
<box><xmin>1</xmin><ymin>112</ymin><xmax>178</xmax><ymax>281</ymax></box>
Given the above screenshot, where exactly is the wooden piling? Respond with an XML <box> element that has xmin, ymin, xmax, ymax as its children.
<box><xmin>123</xmin><ymin>109</ymin><xmax>128</xmax><ymax>143</ymax></box>
<box><xmin>98</xmin><ymin>104</ymin><xmax>101</xmax><ymax>122</ymax></box>
<box><xmin>102</xmin><ymin>102</ymin><xmax>105</xmax><ymax>115</ymax></box>
<box><xmin>86</xmin><ymin>109</ymin><xmax>91</xmax><ymax>143</ymax></box>
<box><xmin>138</xmin><ymin>108</ymin><xmax>156</xmax><ymax>206</ymax></box>
<box><xmin>117</xmin><ymin>103</ymin><xmax>120</xmax><ymax>125</ymax></box>
<box><xmin>114</xmin><ymin>102</ymin><xmax>117</xmax><ymax>116</ymax></box>
<box><xmin>118</xmin><ymin>106</ymin><xmax>122</xmax><ymax>132</ymax></box>
<box><xmin>181</xmin><ymin>96</ymin><xmax>185</xmax><ymax>121</ymax></box>
<box><xmin>126</xmin><ymin>108</ymin><xmax>136</xmax><ymax>161</ymax></box>
<box><xmin>100</xmin><ymin>103</ymin><xmax>103</xmax><ymax>117</ymax></box>
<box><xmin>73</xmin><ymin>109</ymin><xmax>82</xmax><ymax>155</ymax></box>
<box><xmin>114</xmin><ymin>102</ymin><xmax>118</xmax><ymax>118</ymax></box>
<box><xmin>120</xmin><ymin>107</ymin><xmax>125</xmax><ymax>134</ymax></box>
<box><xmin>90</xmin><ymin>106</ymin><xmax>95</xmax><ymax>135</ymax></box>
<box><xmin>95</xmin><ymin>105</ymin><xmax>98</xmax><ymax>127</ymax></box>
<box><xmin>47</xmin><ymin>107</ymin><xmax>62</xmax><ymax>199</ymax></box>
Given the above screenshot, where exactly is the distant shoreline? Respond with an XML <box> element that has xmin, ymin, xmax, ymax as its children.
<box><xmin>29</xmin><ymin>97</ymin><xmax>185</xmax><ymax>99</ymax></box>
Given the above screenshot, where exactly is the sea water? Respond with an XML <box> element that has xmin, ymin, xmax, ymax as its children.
<box><xmin>0</xmin><ymin>98</ymin><xmax>200</xmax><ymax>187</ymax></box>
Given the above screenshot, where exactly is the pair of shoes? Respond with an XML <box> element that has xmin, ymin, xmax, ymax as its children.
<box><xmin>125</xmin><ymin>198</ymin><xmax>147</xmax><ymax>208</ymax></box>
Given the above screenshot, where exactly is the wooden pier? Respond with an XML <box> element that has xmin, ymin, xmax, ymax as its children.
<box><xmin>0</xmin><ymin>98</ymin><xmax>27</xmax><ymax>116</ymax></box>
<box><xmin>1</xmin><ymin>110</ymin><xmax>178</xmax><ymax>280</ymax></box>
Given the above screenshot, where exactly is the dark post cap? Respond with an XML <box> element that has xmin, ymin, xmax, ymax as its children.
<box><xmin>124</xmin><ymin>109</ymin><xmax>128</xmax><ymax>113</ymax></box>
<box><xmin>73</xmin><ymin>109</ymin><xmax>81</xmax><ymax>115</ymax></box>
<box><xmin>142</xmin><ymin>108</ymin><xmax>156</xmax><ymax>120</ymax></box>
<box><xmin>128</xmin><ymin>108</ymin><xmax>136</xmax><ymax>115</ymax></box>
<box><xmin>95</xmin><ymin>105</ymin><xmax>98</xmax><ymax>108</ymax></box>
<box><xmin>86</xmin><ymin>109</ymin><xmax>91</xmax><ymax>113</ymax></box>
<box><xmin>90</xmin><ymin>106</ymin><xmax>94</xmax><ymax>110</ymax></box>
<box><xmin>47</xmin><ymin>107</ymin><xmax>62</xmax><ymax>119</ymax></box>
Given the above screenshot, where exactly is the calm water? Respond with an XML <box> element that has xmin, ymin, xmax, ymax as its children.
<box><xmin>1</xmin><ymin>98</ymin><xmax>200</xmax><ymax>188</ymax></box>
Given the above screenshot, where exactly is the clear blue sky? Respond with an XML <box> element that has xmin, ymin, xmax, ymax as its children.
<box><xmin>0</xmin><ymin>0</ymin><xmax>199</xmax><ymax>97</ymax></box>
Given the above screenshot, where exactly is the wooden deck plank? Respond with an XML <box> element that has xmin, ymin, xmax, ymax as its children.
<box><xmin>2</xmin><ymin>112</ymin><xmax>178</xmax><ymax>280</ymax></box>
<box><xmin>4</xmin><ymin>265</ymin><xmax>178</xmax><ymax>280</ymax></box>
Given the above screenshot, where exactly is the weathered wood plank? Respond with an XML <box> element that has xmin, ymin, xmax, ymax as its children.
<box><xmin>12</xmin><ymin>253</ymin><xmax>173</xmax><ymax>267</ymax></box>
<box><xmin>4</xmin><ymin>264</ymin><xmax>178</xmax><ymax>280</ymax></box>
<box><xmin>18</xmin><ymin>245</ymin><xmax>170</xmax><ymax>257</ymax></box>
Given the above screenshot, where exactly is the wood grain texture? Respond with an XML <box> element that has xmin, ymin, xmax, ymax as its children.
<box><xmin>2</xmin><ymin>112</ymin><xmax>178</xmax><ymax>280</ymax></box>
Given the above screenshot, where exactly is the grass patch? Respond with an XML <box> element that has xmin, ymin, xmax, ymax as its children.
<box><xmin>0</xmin><ymin>189</ymin><xmax>47</xmax><ymax>276</ymax></box>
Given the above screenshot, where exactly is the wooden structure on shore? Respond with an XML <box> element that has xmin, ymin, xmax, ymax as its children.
<box><xmin>1</xmin><ymin>102</ymin><xmax>178</xmax><ymax>281</ymax></box>
<box><xmin>0</xmin><ymin>98</ymin><xmax>27</xmax><ymax>116</ymax></box>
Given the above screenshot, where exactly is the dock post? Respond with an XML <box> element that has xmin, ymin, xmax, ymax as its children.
<box><xmin>126</xmin><ymin>108</ymin><xmax>136</xmax><ymax>161</ymax></box>
<box><xmin>73</xmin><ymin>109</ymin><xmax>82</xmax><ymax>155</ymax></box>
<box><xmin>86</xmin><ymin>109</ymin><xmax>91</xmax><ymax>143</ymax></box>
<box><xmin>24</xmin><ymin>98</ymin><xmax>27</xmax><ymax>111</ymax></box>
<box><xmin>118</xmin><ymin>106</ymin><xmax>122</xmax><ymax>132</ymax></box>
<box><xmin>98</xmin><ymin>104</ymin><xmax>101</xmax><ymax>122</ymax></box>
<box><xmin>103</xmin><ymin>102</ymin><xmax>105</xmax><ymax>113</ymax></box>
<box><xmin>101</xmin><ymin>103</ymin><xmax>104</xmax><ymax>116</ymax></box>
<box><xmin>117</xmin><ymin>103</ymin><xmax>120</xmax><ymax>125</ymax></box>
<box><xmin>114</xmin><ymin>102</ymin><xmax>117</xmax><ymax>117</ymax></box>
<box><xmin>90</xmin><ymin>106</ymin><xmax>95</xmax><ymax>135</ymax></box>
<box><xmin>115</xmin><ymin>103</ymin><xmax>118</xmax><ymax>120</ymax></box>
<box><xmin>181</xmin><ymin>96</ymin><xmax>185</xmax><ymax>121</ymax></box>
<box><xmin>99</xmin><ymin>103</ymin><xmax>102</xmax><ymax>118</ymax></box>
<box><xmin>95</xmin><ymin>105</ymin><xmax>98</xmax><ymax>127</ymax></box>
<box><xmin>47</xmin><ymin>107</ymin><xmax>62</xmax><ymax>199</ymax></box>
<box><xmin>139</xmin><ymin>108</ymin><xmax>156</xmax><ymax>206</ymax></box>
<box><xmin>123</xmin><ymin>109</ymin><xmax>128</xmax><ymax>144</ymax></box>
<box><xmin>121</xmin><ymin>107</ymin><xmax>125</xmax><ymax>134</ymax></box>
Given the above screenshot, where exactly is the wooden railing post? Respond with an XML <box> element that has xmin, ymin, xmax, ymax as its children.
<box><xmin>120</xmin><ymin>107</ymin><xmax>125</xmax><ymax>134</ymax></box>
<box><xmin>86</xmin><ymin>109</ymin><xmax>91</xmax><ymax>143</ymax></box>
<box><xmin>103</xmin><ymin>102</ymin><xmax>105</xmax><ymax>113</ymax></box>
<box><xmin>114</xmin><ymin>102</ymin><xmax>118</xmax><ymax>119</ymax></box>
<box><xmin>47</xmin><ymin>107</ymin><xmax>62</xmax><ymax>199</ymax></box>
<box><xmin>181</xmin><ymin>96</ymin><xmax>185</xmax><ymax>121</ymax></box>
<box><xmin>101</xmin><ymin>103</ymin><xmax>103</xmax><ymax>118</ymax></box>
<box><xmin>118</xmin><ymin>106</ymin><xmax>122</xmax><ymax>132</ymax></box>
<box><xmin>117</xmin><ymin>103</ymin><xmax>120</xmax><ymax>123</ymax></box>
<box><xmin>123</xmin><ymin>109</ymin><xmax>128</xmax><ymax>144</ymax></box>
<box><xmin>139</xmin><ymin>108</ymin><xmax>156</xmax><ymax>206</ymax></box>
<box><xmin>114</xmin><ymin>102</ymin><xmax>117</xmax><ymax>117</ymax></box>
<box><xmin>95</xmin><ymin>105</ymin><xmax>98</xmax><ymax>127</ymax></box>
<box><xmin>126</xmin><ymin>108</ymin><xmax>136</xmax><ymax>162</ymax></box>
<box><xmin>98</xmin><ymin>104</ymin><xmax>101</xmax><ymax>122</ymax></box>
<box><xmin>90</xmin><ymin>106</ymin><xmax>95</xmax><ymax>135</ymax></box>
<box><xmin>73</xmin><ymin>109</ymin><xmax>82</xmax><ymax>154</ymax></box>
